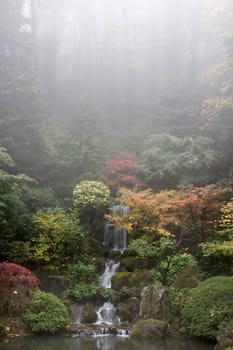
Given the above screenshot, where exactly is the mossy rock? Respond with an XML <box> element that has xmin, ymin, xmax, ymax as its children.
<box><xmin>130</xmin><ymin>319</ymin><xmax>168</xmax><ymax>339</ymax></box>
<box><xmin>118</xmin><ymin>297</ymin><xmax>140</xmax><ymax>323</ymax></box>
<box><xmin>140</xmin><ymin>284</ymin><xmax>169</xmax><ymax>321</ymax></box>
<box><xmin>112</xmin><ymin>270</ymin><xmax>153</xmax><ymax>301</ymax></box>
<box><xmin>112</xmin><ymin>270</ymin><xmax>153</xmax><ymax>299</ymax></box>
<box><xmin>111</xmin><ymin>272</ymin><xmax>132</xmax><ymax>291</ymax></box>
<box><xmin>109</xmin><ymin>250</ymin><xmax>122</xmax><ymax>260</ymax></box>
<box><xmin>120</xmin><ymin>256</ymin><xmax>151</xmax><ymax>272</ymax></box>
<box><xmin>82</xmin><ymin>303</ymin><xmax>97</xmax><ymax>323</ymax></box>
<box><xmin>173</xmin><ymin>265</ymin><xmax>200</xmax><ymax>289</ymax></box>
<box><xmin>129</xmin><ymin>270</ymin><xmax>153</xmax><ymax>288</ymax></box>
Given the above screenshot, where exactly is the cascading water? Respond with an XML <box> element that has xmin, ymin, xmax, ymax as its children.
<box><xmin>100</xmin><ymin>259</ymin><xmax>120</xmax><ymax>289</ymax></box>
<box><xmin>96</xmin><ymin>302</ymin><xmax>119</xmax><ymax>325</ymax></box>
<box><xmin>96</xmin><ymin>205</ymin><xmax>129</xmax><ymax>326</ymax></box>
<box><xmin>71</xmin><ymin>304</ymin><xmax>83</xmax><ymax>324</ymax></box>
<box><xmin>103</xmin><ymin>205</ymin><xmax>129</xmax><ymax>252</ymax></box>
<box><xmin>96</xmin><ymin>259</ymin><xmax>120</xmax><ymax>325</ymax></box>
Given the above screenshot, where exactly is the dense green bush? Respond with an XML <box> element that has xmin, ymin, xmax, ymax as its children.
<box><xmin>181</xmin><ymin>276</ymin><xmax>233</xmax><ymax>340</ymax></box>
<box><xmin>66</xmin><ymin>262</ymin><xmax>97</xmax><ymax>284</ymax></box>
<box><xmin>30</xmin><ymin>210</ymin><xmax>84</xmax><ymax>270</ymax></box>
<box><xmin>23</xmin><ymin>291</ymin><xmax>69</xmax><ymax>333</ymax></box>
<box><xmin>66</xmin><ymin>282</ymin><xmax>111</xmax><ymax>300</ymax></box>
<box><xmin>66</xmin><ymin>263</ymin><xmax>111</xmax><ymax>301</ymax></box>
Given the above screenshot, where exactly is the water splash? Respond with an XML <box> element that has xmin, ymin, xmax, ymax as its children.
<box><xmin>96</xmin><ymin>302</ymin><xmax>120</xmax><ymax>325</ymax></box>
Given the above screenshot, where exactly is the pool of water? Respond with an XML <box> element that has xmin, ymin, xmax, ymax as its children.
<box><xmin>0</xmin><ymin>335</ymin><xmax>214</xmax><ymax>350</ymax></box>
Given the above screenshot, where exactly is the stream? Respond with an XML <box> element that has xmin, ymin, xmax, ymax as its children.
<box><xmin>0</xmin><ymin>335</ymin><xmax>214</xmax><ymax>350</ymax></box>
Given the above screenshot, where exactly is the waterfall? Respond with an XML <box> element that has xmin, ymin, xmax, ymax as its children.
<box><xmin>76</xmin><ymin>305</ymin><xmax>83</xmax><ymax>324</ymax></box>
<box><xmin>103</xmin><ymin>205</ymin><xmax>129</xmax><ymax>251</ymax></box>
<box><xmin>100</xmin><ymin>259</ymin><xmax>120</xmax><ymax>289</ymax></box>
<box><xmin>96</xmin><ymin>302</ymin><xmax>120</xmax><ymax>325</ymax></box>
<box><xmin>97</xmin><ymin>205</ymin><xmax>129</xmax><ymax>324</ymax></box>
<box><xmin>70</xmin><ymin>304</ymin><xmax>83</xmax><ymax>324</ymax></box>
<box><xmin>96</xmin><ymin>259</ymin><xmax>120</xmax><ymax>325</ymax></box>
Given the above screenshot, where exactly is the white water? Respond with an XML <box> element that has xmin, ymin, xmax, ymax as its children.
<box><xmin>96</xmin><ymin>302</ymin><xmax>120</xmax><ymax>325</ymax></box>
<box><xmin>101</xmin><ymin>259</ymin><xmax>120</xmax><ymax>288</ymax></box>
<box><xmin>103</xmin><ymin>205</ymin><xmax>129</xmax><ymax>251</ymax></box>
<box><xmin>96</xmin><ymin>205</ymin><xmax>129</xmax><ymax>325</ymax></box>
<box><xmin>70</xmin><ymin>304</ymin><xmax>83</xmax><ymax>324</ymax></box>
<box><xmin>96</xmin><ymin>259</ymin><xmax>120</xmax><ymax>325</ymax></box>
<box><xmin>76</xmin><ymin>305</ymin><xmax>83</xmax><ymax>324</ymax></box>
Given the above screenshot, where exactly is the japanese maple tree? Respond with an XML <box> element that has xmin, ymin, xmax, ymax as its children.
<box><xmin>101</xmin><ymin>151</ymin><xmax>140</xmax><ymax>192</ymax></box>
<box><xmin>107</xmin><ymin>185</ymin><xmax>230</xmax><ymax>252</ymax></box>
<box><xmin>0</xmin><ymin>262</ymin><xmax>39</xmax><ymax>316</ymax></box>
<box><xmin>157</xmin><ymin>185</ymin><xmax>230</xmax><ymax>245</ymax></box>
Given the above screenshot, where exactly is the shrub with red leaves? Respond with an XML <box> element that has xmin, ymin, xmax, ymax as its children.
<box><xmin>0</xmin><ymin>262</ymin><xmax>39</xmax><ymax>316</ymax></box>
<box><xmin>101</xmin><ymin>151</ymin><xmax>140</xmax><ymax>192</ymax></box>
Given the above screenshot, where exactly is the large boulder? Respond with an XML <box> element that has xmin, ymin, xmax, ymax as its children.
<box><xmin>140</xmin><ymin>284</ymin><xmax>169</xmax><ymax>320</ymax></box>
<box><xmin>118</xmin><ymin>297</ymin><xmax>140</xmax><ymax>323</ymax></box>
<box><xmin>112</xmin><ymin>270</ymin><xmax>153</xmax><ymax>298</ymax></box>
<box><xmin>120</xmin><ymin>256</ymin><xmax>151</xmax><ymax>272</ymax></box>
<box><xmin>111</xmin><ymin>272</ymin><xmax>132</xmax><ymax>291</ymax></box>
<box><xmin>81</xmin><ymin>303</ymin><xmax>97</xmax><ymax>323</ymax></box>
<box><xmin>130</xmin><ymin>319</ymin><xmax>168</xmax><ymax>339</ymax></box>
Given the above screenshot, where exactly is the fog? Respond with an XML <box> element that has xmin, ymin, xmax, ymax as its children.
<box><xmin>28</xmin><ymin>0</ymin><xmax>220</xmax><ymax>126</ymax></box>
<box><xmin>1</xmin><ymin>0</ymin><xmax>232</xmax><ymax>195</ymax></box>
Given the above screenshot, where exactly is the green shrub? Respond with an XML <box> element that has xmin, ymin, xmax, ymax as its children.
<box><xmin>73</xmin><ymin>180</ymin><xmax>110</xmax><ymax>211</ymax></box>
<box><xmin>66</xmin><ymin>282</ymin><xmax>111</xmax><ymax>301</ymax></box>
<box><xmin>181</xmin><ymin>276</ymin><xmax>233</xmax><ymax>340</ymax></box>
<box><xmin>67</xmin><ymin>263</ymin><xmax>97</xmax><ymax>284</ymax></box>
<box><xmin>127</xmin><ymin>237</ymin><xmax>197</xmax><ymax>285</ymax></box>
<box><xmin>23</xmin><ymin>291</ymin><xmax>69</xmax><ymax>333</ymax></box>
<box><xmin>30</xmin><ymin>210</ymin><xmax>84</xmax><ymax>270</ymax></box>
<box><xmin>199</xmin><ymin>241</ymin><xmax>233</xmax><ymax>276</ymax></box>
<box><xmin>66</xmin><ymin>263</ymin><xmax>111</xmax><ymax>301</ymax></box>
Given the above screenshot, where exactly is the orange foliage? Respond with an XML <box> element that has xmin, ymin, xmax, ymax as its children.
<box><xmin>154</xmin><ymin>185</ymin><xmax>230</xmax><ymax>242</ymax></box>
<box><xmin>108</xmin><ymin>185</ymin><xmax>230</xmax><ymax>243</ymax></box>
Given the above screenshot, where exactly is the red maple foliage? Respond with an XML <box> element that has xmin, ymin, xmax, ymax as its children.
<box><xmin>101</xmin><ymin>151</ymin><xmax>140</xmax><ymax>191</ymax></box>
<box><xmin>0</xmin><ymin>262</ymin><xmax>39</xmax><ymax>316</ymax></box>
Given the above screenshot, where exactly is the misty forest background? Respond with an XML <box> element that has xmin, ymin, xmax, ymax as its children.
<box><xmin>1</xmin><ymin>0</ymin><xmax>233</xmax><ymax>263</ymax></box>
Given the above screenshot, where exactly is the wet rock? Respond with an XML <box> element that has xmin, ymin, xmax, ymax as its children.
<box><xmin>140</xmin><ymin>284</ymin><xmax>169</xmax><ymax>321</ymax></box>
<box><xmin>82</xmin><ymin>303</ymin><xmax>97</xmax><ymax>323</ymax></box>
<box><xmin>70</xmin><ymin>323</ymin><xmax>130</xmax><ymax>337</ymax></box>
<box><xmin>130</xmin><ymin>319</ymin><xmax>168</xmax><ymax>339</ymax></box>
<box><xmin>111</xmin><ymin>272</ymin><xmax>132</xmax><ymax>291</ymax></box>
<box><xmin>118</xmin><ymin>297</ymin><xmax>140</xmax><ymax>323</ymax></box>
<box><xmin>215</xmin><ymin>327</ymin><xmax>233</xmax><ymax>350</ymax></box>
<box><xmin>69</xmin><ymin>303</ymin><xmax>83</xmax><ymax>323</ymax></box>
